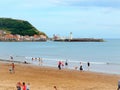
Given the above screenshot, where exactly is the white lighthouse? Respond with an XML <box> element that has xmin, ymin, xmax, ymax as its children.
<box><xmin>70</xmin><ymin>32</ymin><xmax>72</xmax><ymax>40</ymax></box>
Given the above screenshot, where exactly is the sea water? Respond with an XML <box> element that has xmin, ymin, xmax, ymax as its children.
<box><xmin>0</xmin><ymin>39</ymin><xmax>120</xmax><ymax>74</ymax></box>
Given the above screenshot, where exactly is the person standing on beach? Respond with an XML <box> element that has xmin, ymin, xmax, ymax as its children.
<box><xmin>65</xmin><ymin>60</ymin><xmax>68</xmax><ymax>68</ymax></box>
<box><xmin>87</xmin><ymin>62</ymin><xmax>90</xmax><ymax>70</ymax></box>
<box><xmin>61</xmin><ymin>61</ymin><xmax>64</xmax><ymax>68</ymax></box>
<box><xmin>40</xmin><ymin>58</ymin><xmax>43</xmax><ymax>66</ymax></box>
<box><xmin>16</xmin><ymin>82</ymin><xmax>22</xmax><ymax>90</ymax></box>
<box><xmin>38</xmin><ymin>57</ymin><xmax>41</xmax><ymax>66</ymax></box>
<box><xmin>58</xmin><ymin>61</ymin><xmax>62</xmax><ymax>70</ymax></box>
<box><xmin>38</xmin><ymin>57</ymin><xmax>43</xmax><ymax>66</ymax></box>
<box><xmin>32</xmin><ymin>57</ymin><xmax>34</xmax><ymax>61</ymax></box>
<box><xmin>22</xmin><ymin>82</ymin><xmax>27</xmax><ymax>90</ymax></box>
<box><xmin>10</xmin><ymin>56</ymin><xmax>13</xmax><ymax>62</ymax></box>
<box><xmin>80</xmin><ymin>62</ymin><xmax>83</xmax><ymax>71</ymax></box>
<box><xmin>26</xmin><ymin>83</ymin><xmax>30</xmax><ymax>90</ymax></box>
<box><xmin>117</xmin><ymin>80</ymin><xmax>120</xmax><ymax>90</ymax></box>
<box><xmin>11</xmin><ymin>63</ymin><xmax>15</xmax><ymax>73</ymax></box>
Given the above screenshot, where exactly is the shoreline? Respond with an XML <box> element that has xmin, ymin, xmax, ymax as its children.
<box><xmin>1</xmin><ymin>58</ymin><xmax>120</xmax><ymax>75</ymax></box>
<box><xmin>0</xmin><ymin>59</ymin><xmax>120</xmax><ymax>90</ymax></box>
<box><xmin>1</xmin><ymin>58</ymin><xmax>120</xmax><ymax>77</ymax></box>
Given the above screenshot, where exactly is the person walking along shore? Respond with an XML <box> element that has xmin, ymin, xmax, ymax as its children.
<box><xmin>87</xmin><ymin>62</ymin><xmax>90</xmax><ymax>70</ymax></box>
<box><xmin>58</xmin><ymin>61</ymin><xmax>62</xmax><ymax>70</ymax></box>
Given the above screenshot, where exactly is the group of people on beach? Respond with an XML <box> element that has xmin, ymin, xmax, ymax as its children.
<box><xmin>11</xmin><ymin>55</ymin><xmax>90</xmax><ymax>72</ymax></box>
<box><xmin>7</xmin><ymin>56</ymin><xmax>120</xmax><ymax>90</ymax></box>
<box><xmin>58</xmin><ymin>60</ymin><xmax>90</xmax><ymax>71</ymax></box>
<box><xmin>75</xmin><ymin>62</ymin><xmax>90</xmax><ymax>71</ymax></box>
<box><xmin>58</xmin><ymin>60</ymin><xmax>68</xmax><ymax>70</ymax></box>
<box><xmin>10</xmin><ymin>56</ymin><xmax>91</xmax><ymax>72</ymax></box>
<box><xmin>32</xmin><ymin>57</ymin><xmax>43</xmax><ymax>66</ymax></box>
<box><xmin>9</xmin><ymin>56</ymin><xmax>30</xmax><ymax>90</ymax></box>
<box><xmin>16</xmin><ymin>82</ymin><xmax>30</xmax><ymax>90</ymax></box>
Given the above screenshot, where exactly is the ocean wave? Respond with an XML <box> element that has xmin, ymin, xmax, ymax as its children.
<box><xmin>20</xmin><ymin>56</ymin><xmax>120</xmax><ymax>65</ymax></box>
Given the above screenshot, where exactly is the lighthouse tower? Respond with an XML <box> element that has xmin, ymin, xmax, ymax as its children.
<box><xmin>70</xmin><ymin>32</ymin><xmax>72</xmax><ymax>40</ymax></box>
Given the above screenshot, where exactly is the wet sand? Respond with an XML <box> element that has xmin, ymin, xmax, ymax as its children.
<box><xmin>0</xmin><ymin>61</ymin><xmax>120</xmax><ymax>90</ymax></box>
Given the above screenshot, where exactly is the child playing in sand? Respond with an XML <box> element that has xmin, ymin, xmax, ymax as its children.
<box><xmin>16</xmin><ymin>82</ymin><xmax>22</xmax><ymax>90</ymax></box>
<box><xmin>22</xmin><ymin>82</ymin><xmax>27</xmax><ymax>90</ymax></box>
<box><xmin>26</xmin><ymin>83</ymin><xmax>30</xmax><ymax>90</ymax></box>
<box><xmin>9</xmin><ymin>63</ymin><xmax>15</xmax><ymax>73</ymax></box>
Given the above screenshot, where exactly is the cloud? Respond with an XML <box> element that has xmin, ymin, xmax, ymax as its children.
<box><xmin>49</xmin><ymin>0</ymin><xmax>120</xmax><ymax>8</ymax></box>
<box><xmin>1</xmin><ymin>0</ymin><xmax>119</xmax><ymax>10</ymax></box>
<box><xmin>0</xmin><ymin>0</ymin><xmax>120</xmax><ymax>9</ymax></box>
<box><xmin>19</xmin><ymin>0</ymin><xmax>53</xmax><ymax>8</ymax></box>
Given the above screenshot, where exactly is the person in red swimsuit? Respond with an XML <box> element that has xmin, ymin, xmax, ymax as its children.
<box><xmin>12</xmin><ymin>63</ymin><xmax>15</xmax><ymax>73</ymax></box>
<box><xmin>58</xmin><ymin>61</ymin><xmax>62</xmax><ymax>70</ymax></box>
<box><xmin>22</xmin><ymin>82</ymin><xmax>27</xmax><ymax>90</ymax></box>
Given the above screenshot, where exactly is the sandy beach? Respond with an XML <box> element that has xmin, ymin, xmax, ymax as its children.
<box><xmin>0</xmin><ymin>61</ymin><xmax>120</xmax><ymax>90</ymax></box>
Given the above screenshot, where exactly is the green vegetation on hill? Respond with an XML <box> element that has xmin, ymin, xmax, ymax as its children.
<box><xmin>0</xmin><ymin>18</ymin><xmax>46</xmax><ymax>36</ymax></box>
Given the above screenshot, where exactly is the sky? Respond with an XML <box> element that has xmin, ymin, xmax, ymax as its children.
<box><xmin>0</xmin><ymin>0</ymin><xmax>120</xmax><ymax>38</ymax></box>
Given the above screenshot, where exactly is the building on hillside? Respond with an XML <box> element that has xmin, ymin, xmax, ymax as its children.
<box><xmin>0</xmin><ymin>32</ymin><xmax>47</xmax><ymax>41</ymax></box>
<box><xmin>0</xmin><ymin>30</ymin><xmax>6</xmax><ymax>35</ymax></box>
<box><xmin>40</xmin><ymin>35</ymin><xmax>47</xmax><ymax>40</ymax></box>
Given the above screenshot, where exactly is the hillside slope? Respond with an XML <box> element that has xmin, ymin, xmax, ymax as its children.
<box><xmin>0</xmin><ymin>18</ymin><xmax>46</xmax><ymax>36</ymax></box>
